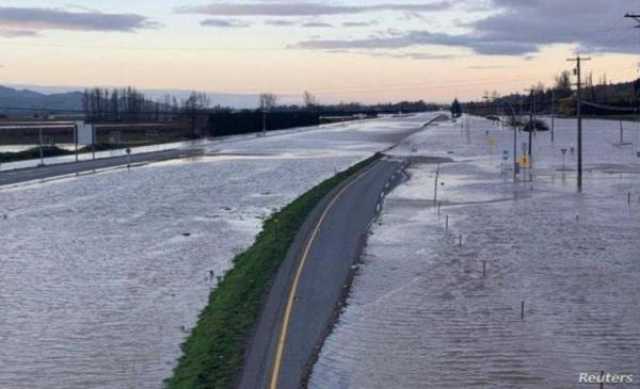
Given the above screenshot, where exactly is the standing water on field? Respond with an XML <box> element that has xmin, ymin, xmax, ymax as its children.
<box><xmin>310</xmin><ymin>116</ymin><xmax>640</xmax><ymax>388</ymax></box>
<box><xmin>0</xmin><ymin>115</ymin><xmax>429</xmax><ymax>389</ymax></box>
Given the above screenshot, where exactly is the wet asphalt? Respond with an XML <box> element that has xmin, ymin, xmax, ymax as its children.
<box><xmin>0</xmin><ymin>148</ymin><xmax>202</xmax><ymax>186</ymax></box>
<box><xmin>238</xmin><ymin>157</ymin><xmax>408</xmax><ymax>389</ymax></box>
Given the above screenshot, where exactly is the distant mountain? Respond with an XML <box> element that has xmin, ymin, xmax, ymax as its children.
<box><xmin>0</xmin><ymin>86</ymin><xmax>83</xmax><ymax>114</ymax></box>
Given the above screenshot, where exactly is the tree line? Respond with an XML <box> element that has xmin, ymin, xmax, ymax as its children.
<box><xmin>279</xmin><ymin>91</ymin><xmax>441</xmax><ymax>114</ymax></box>
<box><xmin>458</xmin><ymin>71</ymin><xmax>640</xmax><ymax>118</ymax></box>
<box><xmin>82</xmin><ymin>87</ymin><xmax>441</xmax><ymax>123</ymax></box>
<box><xmin>81</xmin><ymin>87</ymin><xmax>212</xmax><ymax>122</ymax></box>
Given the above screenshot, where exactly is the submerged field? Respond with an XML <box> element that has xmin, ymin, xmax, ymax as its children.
<box><xmin>310</xmin><ymin>116</ymin><xmax>640</xmax><ymax>388</ymax></box>
<box><xmin>0</xmin><ymin>116</ymin><xmax>426</xmax><ymax>389</ymax></box>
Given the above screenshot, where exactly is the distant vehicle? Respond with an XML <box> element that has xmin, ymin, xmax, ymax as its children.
<box><xmin>522</xmin><ymin>119</ymin><xmax>550</xmax><ymax>132</ymax></box>
<box><xmin>486</xmin><ymin>115</ymin><xmax>501</xmax><ymax>123</ymax></box>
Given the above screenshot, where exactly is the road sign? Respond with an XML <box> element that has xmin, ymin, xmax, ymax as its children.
<box><xmin>75</xmin><ymin>122</ymin><xmax>94</xmax><ymax>146</ymax></box>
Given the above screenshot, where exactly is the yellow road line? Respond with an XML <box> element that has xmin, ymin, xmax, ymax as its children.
<box><xmin>268</xmin><ymin>162</ymin><xmax>379</xmax><ymax>389</ymax></box>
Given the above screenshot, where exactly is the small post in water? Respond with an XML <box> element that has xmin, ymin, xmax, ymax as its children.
<box><xmin>445</xmin><ymin>215</ymin><xmax>449</xmax><ymax>234</ymax></box>
<box><xmin>38</xmin><ymin>127</ymin><xmax>45</xmax><ymax>166</ymax></box>
<box><xmin>433</xmin><ymin>164</ymin><xmax>440</xmax><ymax>206</ymax></box>
<box><xmin>521</xmin><ymin>301</ymin><xmax>525</xmax><ymax>320</ymax></box>
<box><xmin>458</xmin><ymin>234</ymin><xmax>462</xmax><ymax>247</ymax></box>
<box><xmin>92</xmin><ymin>124</ymin><xmax>96</xmax><ymax>161</ymax></box>
<box><xmin>74</xmin><ymin>122</ymin><xmax>79</xmax><ymax>163</ymax></box>
<box><xmin>482</xmin><ymin>260</ymin><xmax>487</xmax><ymax>278</ymax></box>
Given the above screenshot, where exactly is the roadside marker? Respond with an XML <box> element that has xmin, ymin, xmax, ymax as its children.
<box><xmin>433</xmin><ymin>164</ymin><xmax>440</xmax><ymax>205</ymax></box>
<box><xmin>445</xmin><ymin>215</ymin><xmax>449</xmax><ymax>234</ymax></box>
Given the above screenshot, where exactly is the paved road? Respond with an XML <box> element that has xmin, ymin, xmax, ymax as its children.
<box><xmin>238</xmin><ymin>157</ymin><xmax>407</xmax><ymax>389</ymax></box>
<box><xmin>0</xmin><ymin>148</ymin><xmax>202</xmax><ymax>186</ymax></box>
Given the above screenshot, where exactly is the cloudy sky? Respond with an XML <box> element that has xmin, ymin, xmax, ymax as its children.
<box><xmin>0</xmin><ymin>0</ymin><xmax>638</xmax><ymax>103</ymax></box>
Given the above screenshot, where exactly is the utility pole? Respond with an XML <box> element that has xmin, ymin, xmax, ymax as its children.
<box><xmin>625</xmin><ymin>14</ymin><xmax>640</xmax><ymax>135</ymax></box>
<box><xmin>528</xmin><ymin>89</ymin><xmax>534</xmax><ymax>160</ymax></box>
<box><xmin>567</xmin><ymin>55</ymin><xmax>591</xmax><ymax>192</ymax></box>
<box><xmin>551</xmin><ymin>89</ymin><xmax>555</xmax><ymax>143</ymax></box>
<box><xmin>502</xmin><ymin>100</ymin><xmax>519</xmax><ymax>182</ymax></box>
<box><xmin>523</xmin><ymin>88</ymin><xmax>536</xmax><ymax>172</ymax></box>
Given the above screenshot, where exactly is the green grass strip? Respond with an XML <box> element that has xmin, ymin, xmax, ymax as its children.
<box><xmin>165</xmin><ymin>154</ymin><xmax>380</xmax><ymax>389</ymax></box>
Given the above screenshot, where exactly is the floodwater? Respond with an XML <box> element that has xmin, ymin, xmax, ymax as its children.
<box><xmin>310</xmin><ymin>116</ymin><xmax>640</xmax><ymax>388</ymax></box>
<box><xmin>0</xmin><ymin>116</ymin><xmax>427</xmax><ymax>389</ymax></box>
<box><xmin>0</xmin><ymin>140</ymin><xmax>209</xmax><ymax>171</ymax></box>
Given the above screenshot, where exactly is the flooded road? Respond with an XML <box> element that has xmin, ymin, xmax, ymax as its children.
<box><xmin>0</xmin><ymin>116</ymin><xmax>426</xmax><ymax>389</ymax></box>
<box><xmin>310</xmin><ymin>116</ymin><xmax>640</xmax><ymax>388</ymax></box>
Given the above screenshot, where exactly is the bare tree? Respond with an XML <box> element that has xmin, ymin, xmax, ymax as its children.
<box><xmin>259</xmin><ymin>93</ymin><xmax>278</xmax><ymax>136</ymax></box>
<box><xmin>183</xmin><ymin>91</ymin><xmax>210</xmax><ymax>113</ymax></box>
<box><xmin>81</xmin><ymin>86</ymin><xmax>188</xmax><ymax>123</ymax></box>
<box><xmin>554</xmin><ymin>71</ymin><xmax>572</xmax><ymax>98</ymax></box>
<box><xmin>259</xmin><ymin>93</ymin><xmax>277</xmax><ymax>112</ymax></box>
<box><xmin>183</xmin><ymin>91</ymin><xmax>211</xmax><ymax>136</ymax></box>
<box><xmin>586</xmin><ymin>72</ymin><xmax>596</xmax><ymax>102</ymax></box>
<box><xmin>303</xmin><ymin>91</ymin><xmax>317</xmax><ymax>109</ymax></box>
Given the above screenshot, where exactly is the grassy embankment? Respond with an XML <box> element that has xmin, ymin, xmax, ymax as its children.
<box><xmin>165</xmin><ymin>154</ymin><xmax>380</xmax><ymax>389</ymax></box>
